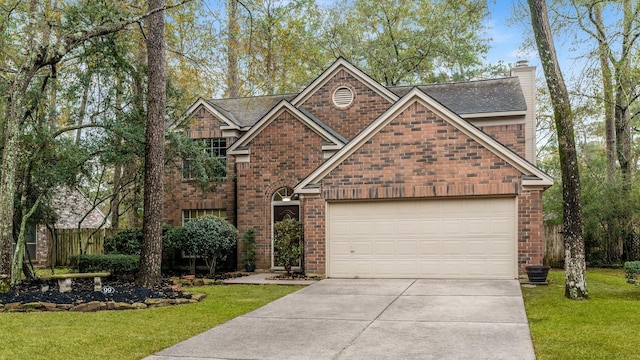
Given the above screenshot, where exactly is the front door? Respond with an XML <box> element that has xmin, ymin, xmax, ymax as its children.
<box><xmin>272</xmin><ymin>187</ymin><xmax>300</xmax><ymax>268</ymax></box>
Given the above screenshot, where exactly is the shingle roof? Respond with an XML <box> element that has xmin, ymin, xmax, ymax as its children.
<box><xmin>205</xmin><ymin>77</ymin><xmax>526</xmax><ymax>128</ymax></box>
<box><xmin>390</xmin><ymin>77</ymin><xmax>526</xmax><ymax>115</ymax></box>
<box><xmin>50</xmin><ymin>187</ymin><xmax>110</xmax><ymax>229</ymax></box>
<box><xmin>206</xmin><ymin>93</ymin><xmax>296</xmax><ymax>128</ymax></box>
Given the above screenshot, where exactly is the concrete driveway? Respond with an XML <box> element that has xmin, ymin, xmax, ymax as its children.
<box><xmin>145</xmin><ymin>279</ymin><xmax>535</xmax><ymax>360</ymax></box>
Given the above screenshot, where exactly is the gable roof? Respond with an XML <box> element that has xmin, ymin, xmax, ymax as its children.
<box><xmin>193</xmin><ymin>78</ymin><xmax>527</xmax><ymax>129</ymax></box>
<box><xmin>50</xmin><ymin>187</ymin><xmax>110</xmax><ymax>229</ymax></box>
<box><xmin>207</xmin><ymin>94</ymin><xmax>296</xmax><ymax>128</ymax></box>
<box><xmin>227</xmin><ymin>100</ymin><xmax>346</xmax><ymax>155</ymax></box>
<box><xmin>295</xmin><ymin>87</ymin><xmax>552</xmax><ymax>193</ymax></box>
<box><xmin>291</xmin><ymin>57</ymin><xmax>399</xmax><ymax>106</ymax></box>
<box><xmin>390</xmin><ymin>77</ymin><xmax>527</xmax><ymax>115</ymax></box>
<box><xmin>184</xmin><ymin>98</ymin><xmax>242</xmax><ymax>130</ymax></box>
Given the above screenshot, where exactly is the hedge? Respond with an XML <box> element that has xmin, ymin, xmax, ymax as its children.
<box><xmin>71</xmin><ymin>254</ymin><xmax>140</xmax><ymax>279</ymax></box>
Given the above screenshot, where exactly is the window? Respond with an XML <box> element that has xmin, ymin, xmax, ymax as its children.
<box><xmin>182</xmin><ymin>137</ymin><xmax>227</xmax><ymax>179</ymax></box>
<box><xmin>182</xmin><ymin>209</ymin><xmax>227</xmax><ymax>225</ymax></box>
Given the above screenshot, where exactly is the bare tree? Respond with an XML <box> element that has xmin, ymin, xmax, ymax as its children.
<box><xmin>528</xmin><ymin>0</ymin><xmax>587</xmax><ymax>299</ymax></box>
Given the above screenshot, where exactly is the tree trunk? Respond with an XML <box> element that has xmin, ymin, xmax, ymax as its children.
<box><xmin>226</xmin><ymin>0</ymin><xmax>239</xmax><ymax>98</ymax></box>
<box><xmin>615</xmin><ymin>0</ymin><xmax>633</xmax><ymax>186</ymax></box>
<box><xmin>593</xmin><ymin>6</ymin><xmax>616</xmax><ymax>181</ymax></box>
<box><xmin>0</xmin><ymin>68</ymin><xmax>37</xmax><ymax>277</ymax></box>
<box><xmin>592</xmin><ymin>4</ymin><xmax>623</xmax><ymax>263</ymax></box>
<box><xmin>528</xmin><ymin>0</ymin><xmax>587</xmax><ymax>299</ymax></box>
<box><xmin>612</xmin><ymin>0</ymin><xmax>634</xmax><ymax>261</ymax></box>
<box><xmin>110</xmin><ymin>163</ymin><xmax>123</xmax><ymax>231</ymax></box>
<box><xmin>137</xmin><ymin>0</ymin><xmax>166</xmax><ymax>287</ymax></box>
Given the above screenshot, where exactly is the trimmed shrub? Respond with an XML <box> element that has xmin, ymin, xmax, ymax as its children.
<box><xmin>274</xmin><ymin>219</ymin><xmax>304</xmax><ymax>276</ymax></box>
<box><xmin>624</xmin><ymin>261</ymin><xmax>640</xmax><ymax>285</ymax></box>
<box><xmin>162</xmin><ymin>224</ymin><xmax>185</xmax><ymax>252</ymax></box>
<box><xmin>71</xmin><ymin>254</ymin><xmax>140</xmax><ymax>280</ymax></box>
<box><xmin>181</xmin><ymin>216</ymin><xmax>237</xmax><ymax>276</ymax></box>
<box><xmin>104</xmin><ymin>228</ymin><xmax>143</xmax><ymax>255</ymax></box>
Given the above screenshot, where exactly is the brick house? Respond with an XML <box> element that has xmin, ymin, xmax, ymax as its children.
<box><xmin>163</xmin><ymin>58</ymin><xmax>552</xmax><ymax>279</ymax></box>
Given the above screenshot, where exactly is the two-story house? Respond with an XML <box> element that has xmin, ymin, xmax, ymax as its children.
<box><xmin>163</xmin><ymin>58</ymin><xmax>552</xmax><ymax>279</ymax></box>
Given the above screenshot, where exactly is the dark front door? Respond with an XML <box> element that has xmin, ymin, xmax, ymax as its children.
<box><xmin>273</xmin><ymin>204</ymin><xmax>300</xmax><ymax>268</ymax></box>
<box><xmin>273</xmin><ymin>205</ymin><xmax>299</xmax><ymax>222</ymax></box>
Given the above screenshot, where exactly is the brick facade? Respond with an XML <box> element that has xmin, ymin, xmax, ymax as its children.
<box><xmin>301</xmin><ymin>69</ymin><xmax>393</xmax><ymax>140</ymax></box>
<box><xmin>235</xmin><ymin>111</ymin><xmax>328</xmax><ymax>269</ymax></box>
<box><xmin>163</xmin><ymin>59</ymin><xmax>550</xmax><ymax>278</ymax></box>
<box><xmin>164</xmin><ymin>106</ymin><xmax>237</xmax><ymax>227</ymax></box>
<box><xmin>320</xmin><ymin>103</ymin><xmax>522</xmax><ymax>198</ymax></box>
<box><xmin>478</xmin><ymin>123</ymin><xmax>526</xmax><ymax>158</ymax></box>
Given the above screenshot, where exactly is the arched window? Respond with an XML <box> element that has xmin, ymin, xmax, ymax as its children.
<box><xmin>272</xmin><ymin>187</ymin><xmax>299</xmax><ymax>202</ymax></box>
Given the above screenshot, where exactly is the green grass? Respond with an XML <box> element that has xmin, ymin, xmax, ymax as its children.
<box><xmin>523</xmin><ymin>268</ymin><xmax>640</xmax><ymax>360</ymax></box>
<box><xmin>0</xmin><ymin>284</ymin><xmax>303</xmax><ymax>360</ymax></box>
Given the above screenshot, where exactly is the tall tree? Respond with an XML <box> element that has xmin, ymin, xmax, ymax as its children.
<box><xmin>591</xmin><ymin>4</ymin><xmax>616</xmax><ymax>181</ymax></box>
<box><xmin>232</xmin><ymin>0</ymin><xmax>329</xmax><ymax>95</ymax></box>
<box><xmin>528</xmin><ymin>0</ymin><xmax>587</xmax><ymax>299</ymax></box>
<box><xmin>226</xmin><ymin>0</ymin><xmax>240</xmax><ymax>98</ymax></box>
<box><xmin>570</xmin><ymin>0</ymin><xmax>640</xmax><ymax>262</ymax></box>
<box><xmin>322</xmin><ymin>0</ymin><xmax>489</xmax><ymax>85</ymax></box>
<box><xmin>138</xmin><ymin>0</ymin><xmax>166</xmax><ymax>287</ymax></box>
<box><xmin>0</xmin><ymin>1</ymin><xmax>185</xmax><ymax>279</ymax></box>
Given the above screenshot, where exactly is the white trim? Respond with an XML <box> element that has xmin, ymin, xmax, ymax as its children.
<box><xmin>461</xmin><ymin>110</ymin><xmax>527</xmax><ymax>119</ymax></box>
<box><xmin>234</xmin><ymin>154</ymin><xmax>250</xmax><ymax>163</ymax></box>
<box><xmin>185</xmin><ymin>98</ymin><xmax>241</xmax><ymax>130</ymax></box>
<box><xmin>297</xmin><ymin>187</ymin><xmax>321</xmax><ymax>194</ymax></box>
<box><xmin>295</xmin><ymin>88</ymin><xmax>553</xmax><ymax>193</ymax></box>
<box><xmin>291</xmin><ymin>58</ymin><xmax>398</xmax><ymax>106</ymax></box>
<box><xmin>220</xmin><ymin>126</ymin><xmax>242</xmax><ymax>138</ymax></box>
<box><xmin>228</xmin><ymin>100</ymin><xmax>345</xmax><ymax>156</ymax></box>
<box><xmin>468</xmin><ymin>118</ymin><xmax>526</xmax><ymax>127</ymax></box>
<box><xmin>512</xmin><ymin>196</ymin><xmax>519</xmax><ymax>278</ymax></box>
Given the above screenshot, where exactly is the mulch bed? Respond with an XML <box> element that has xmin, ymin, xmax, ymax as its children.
<box><xmin>0</xmin><ymin>272</ymin><xmax>247</xmax><ymax>306</ymax></box>
<box><xmin>0</xmin><ymin>278</ymin><xmax>185</xmax><ymax>305</ymax></box>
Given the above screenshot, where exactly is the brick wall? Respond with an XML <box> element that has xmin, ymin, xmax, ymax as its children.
<box><xmin>301</xmin><ymin>69</ymin><xmax>393</xmax><ymax>140</ymax></box>
<box><xmin>518</xmin><ymin>189</ymin><xmax>544</xmax><ymax>272</ymax></box>
<box><xmin>301</xmin><ymin>195</ymin><xmax>325</xmax><ymax>275</ymax></box>
<box><xmin>163</xmin><ymin>105</ymin><xmax>237</xmax><ymax>227</ymax></box>
<box><xmin>478</xmin><ymin>123</ymin><xmax>526</xmax><ymax>159</ymax></box>
<box><xmin>321</xmin><ymin>102</ymin><xmax>522</xmax><ymax>200</ymax></box>
<box><xmin>307</xmin><ymin>100</ymin><xmax>539</xmax><ymax>276</ymax></box>
<box><xmin>236</xmin><ymin>110</ymin><xmax>327</xmax><ymax>269</ymax></box>
<box><xmin>36</xmin><ymin>225</ymin><xmax>49</xmax><ymax>266</ymax></box>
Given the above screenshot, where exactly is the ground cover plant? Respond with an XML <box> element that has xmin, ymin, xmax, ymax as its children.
<box><xmin>0</xmin><ymin>284</ymin><xmax>302</xmax><ymax>360</ymax></box>
<box><xmin>522</xmin><ymin>268</ymin><xmax>640</xmax><ymax>359</ymax></box>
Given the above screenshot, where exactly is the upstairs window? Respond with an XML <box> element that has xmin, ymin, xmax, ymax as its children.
<box><xmin>182</xmin><ymin>137</ymin><xmax>227</xmax><ymax>179</ymax></box>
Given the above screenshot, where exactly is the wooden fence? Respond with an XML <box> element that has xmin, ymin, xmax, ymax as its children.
<box><xmin>51</xmin><ymin>228</ymin><xmax>106</xmax><ymax>266</ymax></box>
<box><xmin>544</xmin><ymin>223</ymin><xmax>563</xmax><ymax>268</ymax></box>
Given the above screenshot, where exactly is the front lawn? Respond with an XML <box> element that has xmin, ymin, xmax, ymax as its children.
<box><xmin>522</xmin><ymin>268</ymin><xmax>640</xmax><ymax>360</ymax></box>
<box><xmin>0</xmin><ymin>284</ymin><xmax>303</xmax><ymax>360</ymax></box>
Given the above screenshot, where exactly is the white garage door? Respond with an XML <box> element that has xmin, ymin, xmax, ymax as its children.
<box><xmin>327</xmin><ymin>197</ymin><xmax>517</xmax><ymax>279</ymax></box>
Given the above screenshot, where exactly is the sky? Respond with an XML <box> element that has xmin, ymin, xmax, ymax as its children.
<box><xmin>484</xmin><ymin>1</ymin><xmax>533</xmax><ymax>66</ymax></box>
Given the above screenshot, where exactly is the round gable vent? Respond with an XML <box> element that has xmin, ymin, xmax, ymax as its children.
<box><xmin>332</xmin><ymin>86</ymin><xmax>354</xmax><ymax>109</ymax></box>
